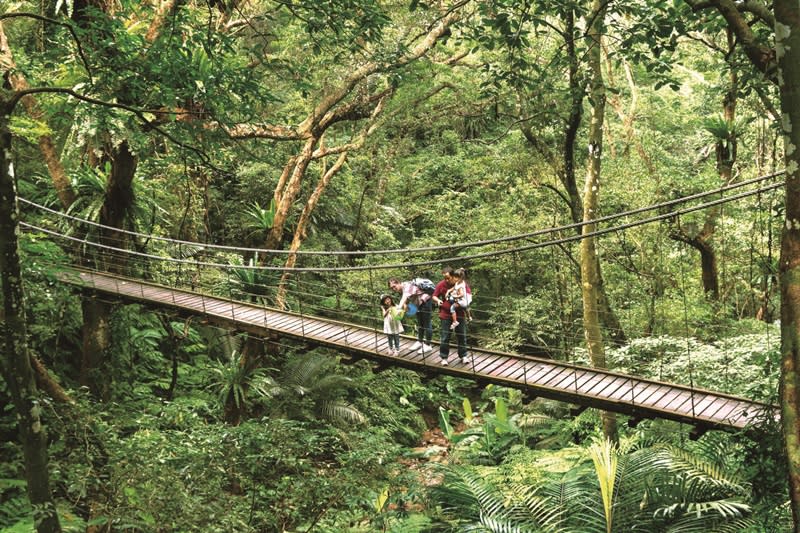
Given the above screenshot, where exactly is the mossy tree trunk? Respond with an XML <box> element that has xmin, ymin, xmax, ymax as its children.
<box><xmin>0</xmin><ymin>98</ymin><xmax>62</xmax><ymax>532</ymax></box>
<box><xmin>522</xmin><ymin>7</ymin><xmax>626</xmax><ymax>347</ymax></box>
<box><xmin>776</xmin><ymin>1</ymin><xmax>800</xmax><ymax>528</ymax></box>
<box><xmin>580</xmin><ymin>0</ymin><xmax>617</xmax><ymax>444</ymax></box>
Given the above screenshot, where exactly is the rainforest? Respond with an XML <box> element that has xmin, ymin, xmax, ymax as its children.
<box><xmin>2</xmin><ymin>1</ymin><xmax>800</xmax><ymax>532</ymax></box>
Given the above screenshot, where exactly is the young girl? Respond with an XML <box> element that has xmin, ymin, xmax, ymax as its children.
<box><xmin>446</xmin><ymin>268</ymin><xmax>472</xmax><ymax>329</ymax></box>
<box><xmin>380</xmin><ymin>294</ymin><xmax>405</xmax><ymax>355</ymax></box>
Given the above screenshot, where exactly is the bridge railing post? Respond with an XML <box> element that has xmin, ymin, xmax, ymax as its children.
<box><xmin>298</xmin><ymin>272</ymin><xmax>306</xmax><ymax>338</ymax></box>
<box><xmin>228</xmin><ymin>278</ymin><xmax>237</xmax><ymax>322</ymax></box>
<box><xmin>522</xmin><ymin>360</ymin><xmax>528</xmax><ymax>387</ymax></box>
<box><xmin>573</xmin><ymin>367</ymin><xmax>578</xmax><ymax>396</ymax></box>
<box><xmin>373</xmin><ymin>316</ymin><xmax>379</xmax><ymax>354</ymax></box>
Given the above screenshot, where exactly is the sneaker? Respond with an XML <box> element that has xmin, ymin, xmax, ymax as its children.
<box><xmin>391</xmin><ymin>349</ymin><xmax>399</xmax><ymax>356</ymax></box>
<box><xmin>459</xmin><ymin>355</ymin><xmax>472</xmax><ymax>365</ymax></box>
<box><xmin>439</xmin><ymin>357</ymin><xmax>449</xmax><ymax>366</ymax></box>
<box><xmin>419</xmin><ymin>343</ymin><xmax>432</xmax><ymax>353</ymax></box>
<box><xmin>409</xmin><ymin>341</ymin><xmax>422</xmax><ymax>351</ymax></box>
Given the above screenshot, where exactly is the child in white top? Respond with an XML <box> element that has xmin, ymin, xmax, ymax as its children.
<box><xmin>445</xmin><ymin>268</ymin><xmax>472</xmax><ymax>330</ymax></box>
<box><xmin>380</xmin><ymin>294</ymin><xmax>405</xmax><ymax>355</ymax></box>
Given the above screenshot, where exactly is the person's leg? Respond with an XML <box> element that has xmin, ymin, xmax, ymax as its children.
<box><xmin>439</xmin><ymin>318</ymin><xmax>452</xmax><ymax>363</ymax></box>
<box><xmin>450</xmin><ymin>303</ymin><xmax>460</xmax><ymax>329</ymax></box>
<box><xmin>419</xmin><ymin>300</ymin><xmax>433</xmax><ymax>346</ymax></box>
<box><xmin>456</xmin><ymin>319</ymin><xmax>470</xmax><ymax>363</ymax></box>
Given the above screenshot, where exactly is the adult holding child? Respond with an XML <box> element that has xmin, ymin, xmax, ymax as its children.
<box><xmin>388</xmin><ymin>277</ymin><xmax>434</xmax><ymax>353</ymax></box>
<box><xmin>432</xmin><ymin>267</ymin><xmax>471</xmax><ymax>366</ymax></box>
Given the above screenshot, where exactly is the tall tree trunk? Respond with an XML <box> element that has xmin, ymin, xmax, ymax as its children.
<box><xmin>79</xmin><ymin>141</ymin><xmax>137</xmax><ymax>400</ymax></box>
<box><xmin>776</xmin><ymin>1</ymin><xmax>800</xmax><ymax>528</ymax></box>
<box><xmin>563</xmin><ymin>7</ymin><xmax>584</xmax><ymax>227</ymax></box>
<box><xmin>580</xmin><ymin>0</ymin><xmax>617</xmax><ymax>444</ymax></box>
<box><xmin>276</xmin><ymin>152</ymin><xmax>348</xmax><ymax>308</ymax></box>
<box><xmin>265</xmin><ymin>137</ymin><xmax>319</xmax><ymax>250</ymax></box>
<box><xmin>0</xmin><ymin>101</ymin><xmax>62</xmax><ymax>533</ymax></box>
<box><xmin>0</xmin><ymin>21</ymin><xmax>75</xmax><ymax>208</ymax></box>
<box><xmin>561</xmin><ymin>8</ymin><xmax>626</xmax><ymax>347</ymax></box>
<box><xmin>672</xmin><ymin>31</ymin><xmax>739</xmax><ymax>301</ymax></box>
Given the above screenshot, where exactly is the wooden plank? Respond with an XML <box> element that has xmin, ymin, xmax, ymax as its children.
<box><xmin>239</xmin><ymin>308</ymin><xmax>271</xmax><ymax>326</ymax></box>
<box><xmin>592</xmin><ymin>376</ymin><xmax>633</xmax><ymax>402</ymax></box>
<box><xmin>464</xmin><ymin>352</ymin><xmax>491</xmax><ymax>371</ymax></box>
<box><xmin>550</xmin><ymin>369</ymin><xmax>588</xmax><ymax>392</ymax></box>
<box><xmin>663</xmin><ymin>391</ymin><xmax>700</xmax><ymax>417</ymax></box>
<box><xmin>232</xmin><ymin>307</ymin><xmax>265</xmax><ymax>324</ymax></box>
<box><xmin>525</xmin><ymin>362</ymin><xmax>560</xmax><ymax>384</ymax></box>
<box><xmin>570</xmin><ymin>371</ymin><xmax>599</xmax><ymax>393</ymax></box>
<box><xmin>727</xmin><ymin>404</ymin><xmax>769</xmax><ymax>428</ymax></box>
<box><xmin>497</xmin><ymin>359</ymin><xmax>531</xmax><ymax>381</ymax></box>
<box><xmin>691</xmin><ymin>395</ymin><xmax>726</xmax><ymax>419</ymax></box>
<box><xmin>266</xmin><ymin>314</ymin><xmax>303</xmax><ymax>332</ymax></box>
<box><xmin>603</xmin><ymin>379</ymin><xmax>639</xmax><ymax>402</ymax></box>
<box><xmin>139</xmin><ymin>285</ymin><xmax>170</xmax><ymax>299</ymax></box>
<box><xmin>261</xmin><ymin>313</ymin><xmax>297</xmax><ymax>329</ymax></box>
<box><xmin>302</xmin><ymin>320</ymin><xmax>339</xmax><ymax>338</ymax></box>
<box><xmin>322</xmin><ymin>326</ymin><xmax>353</xmax><ymax>343</ymax></box>
<box><xmin>638</xmin><ymin>385</ymin><xmax>673</xmax><ymax>409</ymax></box>
<box><xmin>710</xmin><ymin>400</ymin><xmax>748</xmax><ymax>424</ymax></box>
<box><xmin>471</xmin><ymin>354</ymin><xmax>502</xmax><ymax>374</ymax></box>
<box><xmin>343</xmin><ymin>331</ymin><xmax>381</xmax><ymax>351</ymax></box>
<box><xmin>632</xmin><ymin>383</ymin><xmax>667</xmax><ymax>406</ymax></box>
<box><xmin>691</xmin><ymin>394</ymin><xmax>725</xmax><ymax>419</ymax></box>
<box><xmin>307</xmin><ymin>322</ymin><xmax>342</xmax><ymax>340</ymax></box>
<box><xmin>698</xmin><ymin>397</ymin><xmax>738</xmax><ymax>422</ymax></box>
<box><xmin>651</xmin><ymin>388</ymin><xmax>687</xmax><ymax>410</ymax></box>
<box><xmin>485</xmin><ymin>357</ymin><xmax>518</xmax><ymax>378</ymax></box>
<box><xmin>540</xmin><ymin>367</ymin><xmax>574</xmax><ymax>388</ymax></box>
<box><xmin>581</xmin><ymin>373</ymin><xmax>619</xmax><ymax>397</ymax></box>
<box><xmin>201</xmin><ymin>300</ymin><xmax>233</xmax><ymax>315</ymax></box>
<box><xmin>168</xmin><ymin>292</ymin><xmax>199</xmax><ymax>307</ymax></box>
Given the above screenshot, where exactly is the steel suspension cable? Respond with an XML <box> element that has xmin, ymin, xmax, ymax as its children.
<box><xmin>21</xmin><ymin>180</ymin><xmax>783</xmax><ymax>273</ymax></box>
<box><xmin>18</xmin><ymin>170</ymin><xmax>785</xmax><ymax>257</ymax></box>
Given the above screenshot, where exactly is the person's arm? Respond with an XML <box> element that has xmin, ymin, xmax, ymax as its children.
<box><xmin>391</xmin><ymin>306</ymin><xmax>405</xmax><ymax>320</ymax></box>
<box><xmin>433</xmin><ymin>280</ymin><xmax>447</xmax><ymax>305</ymax></box>
<box><xmin>397</xmin><ymin>282</ymin><xmax>411</xmax><ymax>308</ymax></box>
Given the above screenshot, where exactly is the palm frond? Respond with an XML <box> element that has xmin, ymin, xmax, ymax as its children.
<box><xmin>280</xmin><ymin>354</ymin><xmax>328</xmax><ymax>389</ymax></box>
<box><xmin>317</xmin><ymin>399</ymin><xmax>367</xmax><ymax>426</ymax></box>
<box><xmin>431</xmin><ymin>466</ymin><xmax>565</xmax><ymax>532</ymax></box>
<box><xmin>652</xmin><ymin>444</ymin><xmax>749</xmax><ymax>496</ymax></box>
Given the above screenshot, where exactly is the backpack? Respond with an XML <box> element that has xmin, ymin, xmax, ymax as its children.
<box><xmin>412</xmin><ymin>277</ymin><xmax>436</xmax><ymax>295</ymax></box>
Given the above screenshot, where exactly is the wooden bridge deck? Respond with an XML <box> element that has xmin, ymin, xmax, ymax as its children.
<box><xmin>63</xmin><ymin>269</ymin><xmax>778</xmax><ymax>432</ymax></box>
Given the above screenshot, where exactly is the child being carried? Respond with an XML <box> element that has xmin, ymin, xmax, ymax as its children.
<box><xmin>445</xmin><ymin>268</ymin><xmax>472</xmax><ymax>330</ymax></box>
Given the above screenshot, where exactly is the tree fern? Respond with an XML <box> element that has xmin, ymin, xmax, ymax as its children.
<box><xmin>430</xmin><ymin>466</ymin><xmax>564</xmax><ymax>532</ymax></box>
<box><xmin>270</xmin><ymin>353</ymin><xmax>367</xmax><ymax>426</ymax></box>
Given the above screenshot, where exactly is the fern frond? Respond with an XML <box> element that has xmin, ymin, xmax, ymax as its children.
<box><xmin>318</xmin><ymin>400</ymin><xmax>366</xmax><ymax>426</ymax></box>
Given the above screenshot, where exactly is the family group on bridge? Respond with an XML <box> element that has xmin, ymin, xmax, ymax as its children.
<box><xmin>382</xmin><ymin>266</ymin><xmax>472</xmax><ymax>366</ymax></box>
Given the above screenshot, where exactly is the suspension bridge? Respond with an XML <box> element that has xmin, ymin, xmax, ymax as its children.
<box><xmin>18</xmin><ymin>173</ymin><xmax>784</xmax><ymax>434</ymax></box>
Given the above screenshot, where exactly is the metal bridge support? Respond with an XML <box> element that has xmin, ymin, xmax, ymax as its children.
<box><xmin>689</xmin><ymin>425</ymin><xmax>709</xmax><ymax>441</ymax></box>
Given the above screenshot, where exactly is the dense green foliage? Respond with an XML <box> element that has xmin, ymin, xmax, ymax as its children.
<box><xmin>0</xmin><ymin>0</ymin><xmax>792</xmax><ymax>531</ymax></box>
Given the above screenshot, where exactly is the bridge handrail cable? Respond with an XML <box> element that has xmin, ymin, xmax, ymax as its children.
<box><xmin>19</xmin><ymin>170</ymin><xmax>784</xmax><ymax>258</ymax></box>
<box><xmin>20</xmin><ymin>180</ymin><xmax>783</xmax><ymax>272</ymax></box>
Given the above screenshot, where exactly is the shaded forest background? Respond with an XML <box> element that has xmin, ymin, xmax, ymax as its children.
<box><xmin>1</xmin><ymin>0</ymin><xmax>799</xmax><ymax>531</ymax></box>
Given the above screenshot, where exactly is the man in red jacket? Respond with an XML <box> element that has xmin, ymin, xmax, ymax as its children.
<box><xmin>432</xmin><ymin>266</ymin><xmax>471</xmax><ymax>366</ymax></box>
